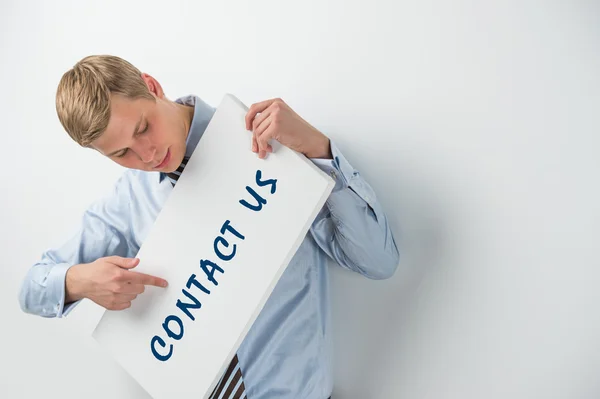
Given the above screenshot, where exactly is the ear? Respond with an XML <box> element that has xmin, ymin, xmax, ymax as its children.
<box><xmin>141</xmin><ymin>73</ymin><xmax>165</xmax><ymax>99</ymax></box>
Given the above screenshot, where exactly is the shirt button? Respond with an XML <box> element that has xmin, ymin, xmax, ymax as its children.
<box><xmin>330</xmin><ymin>170</ymin><xmax>337</xmax><ymax>179</ymax></box>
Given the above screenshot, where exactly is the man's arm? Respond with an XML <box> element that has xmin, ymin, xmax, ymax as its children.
<box><xmin>18</xmin><ymin>173</ymin><xmax>137</xmax><ymax>318</ymax></box>
<box><xmin>309</xmin><ymin>140</ymin><xmax>400</xmax><ymax>279</ymax></box>
<box><xmin>242</xmin><ymin>97</ymin><xmax>400</xmax><ymax>278</ymax></box>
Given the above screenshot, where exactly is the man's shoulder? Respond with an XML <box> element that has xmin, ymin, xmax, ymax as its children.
<box><xmin>81</xmin><ymin>169</ymin><xmax>163</xmax><ymax>219</ymax></box>
<box><xmin>118</xmin><ymin>168</ymin><xmax>161</xmax><ymax>185</ymax></box>
<box><xmin>105</xmin><ymin>169</ymin><xmax>163</xmax><ymax>201</ymax></box>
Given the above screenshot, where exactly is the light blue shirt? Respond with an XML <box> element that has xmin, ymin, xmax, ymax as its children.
<box><xmin>19</xmin><ymin>95</ymin><xmax>399</xmax><ymax>399</ymax></box>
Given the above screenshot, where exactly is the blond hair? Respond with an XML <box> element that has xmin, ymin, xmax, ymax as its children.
<box><xmin>55</xmin><ymin>55</ymin><xmax>155</xmax><ymax>147</ymax></box>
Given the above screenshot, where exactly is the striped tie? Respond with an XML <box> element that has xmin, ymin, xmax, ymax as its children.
<box><xmin>208</xmin><ymin>354</ymin><xmax>247</xmax><ymax>399</ymax></box>
<box><xmin>167</xmin><ymin>155</ymin><xmax>247</xmax><ymax>399</ymax></box>
<box><xmin>166</xmin><ymin>156</ymin><xmax>190</xmax><ymax>186</ymax></box>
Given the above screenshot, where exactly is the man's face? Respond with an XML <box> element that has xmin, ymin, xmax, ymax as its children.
<box><xmin>91</xmin><ymin>75</ymin><xmax>192</xmax><ymax>173</ymax></box>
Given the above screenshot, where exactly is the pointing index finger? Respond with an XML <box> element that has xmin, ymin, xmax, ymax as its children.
<box><xmin>127</xmin><ymin>271</ymin><xmax>168</xmax><ymax>288</ymax></box>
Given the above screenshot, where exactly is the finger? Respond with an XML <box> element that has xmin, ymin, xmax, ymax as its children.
<box><xmin>253</xmin><ymin>138</ymin><xmax>272</xmax><ymax>153</ymax></box>
<box><xmin>114</xmin><ymin>293</ymin><xmax>138</xmax><ymax>303</ymax></box>
<box><xmin>251</xmin><ymin>108</ymin><xmax>272</xmax><ymax>153</ymax></box>
<box><xmin>245</xmin><ymin>98</ymin><xmax>278</xmax><ymax>130</ymax></box>
<box><xmin>127</xmin><ymin>271</ymin><xmax>168</xmax><ymax>287</ymax></box>
<box><xmin>254</xmin><ymin>117</ymin><xmax>272</xmax><ymax>158</ymax></box>
<box><xmin>256</xmin><ymin>125</ymin><xmax>276</xmax><ymax>159</ymax></box>
<box><xmin>251</xmin><ymin>107</ymin><xmax>272</xmax><ymax>132</ymax></box>
<box><xmin>108</xmin><ymin>256</ymin><xmax>139</xmax><ymax>269</ymax></box>
<box><xmin>132</xmin><ymin>284</ymin><xmax>146</xmax><ymax>295</ymax></box>
<box><xmin>118</xmin><ymin>283</ymin><xmax>146</xmax><ymax>295</ymax></box>
<box><xmin>109</xmin><ymin>301</ymin><xmax>131</xmax><ymax>311</ymax></box>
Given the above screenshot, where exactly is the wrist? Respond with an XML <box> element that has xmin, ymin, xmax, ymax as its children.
<box><xmin>305</xmin><ymin>133</ymin><xmax>332</xmax><ymax>159</ymax></box>
<box><xmin>65</xmin><ymin>263</ymin><xmax>88</xmax><ymax>303</ymax></box>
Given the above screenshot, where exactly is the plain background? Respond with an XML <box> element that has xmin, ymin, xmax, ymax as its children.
<box><xmin>1</xmin><ymin>0</ymin><xmax>599</xmax><ymax>398</ymax></box>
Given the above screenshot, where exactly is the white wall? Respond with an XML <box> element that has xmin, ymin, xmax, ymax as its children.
<box><xmin>1</xmin><ymin>0</ymin><xmax>599</xmax><ymax>398</ymax></box>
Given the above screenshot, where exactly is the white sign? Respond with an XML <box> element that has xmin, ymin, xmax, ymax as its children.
<box><xmin>92</xmin><ymin>94</ymin><xmax>334</xmax><ymax>398</ymax></box>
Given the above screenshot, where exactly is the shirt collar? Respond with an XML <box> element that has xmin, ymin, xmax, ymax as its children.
<box><xmin>159</xmin><ymin>95</ymin><xmax>215</xmax><ymax>183</ymax></box>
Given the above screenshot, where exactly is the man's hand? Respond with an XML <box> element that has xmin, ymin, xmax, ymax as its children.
<box><xmin>245</xmin><ymin>98</ymin><xmax>333</xmax><ymax>160</ymax></box>
<box><xmin>65</xmin><ymin>256</ymin><xmax>168</xmax><ymax>311</ymax></box>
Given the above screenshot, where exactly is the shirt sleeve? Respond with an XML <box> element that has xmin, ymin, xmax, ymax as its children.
<box><xmin>308</xmin><ymin>140</ymin><xmax>400</xmax><ymax>279</ymax></box>
<box><xmin>18</xmin><ymin>172</ymin><xmax>136</xmax><ymax>318</ymax></box>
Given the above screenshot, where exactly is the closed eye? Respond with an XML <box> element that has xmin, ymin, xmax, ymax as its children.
<box><xmin>116</xmin><ymin>149</ymin><xmax>128</xmax><ymax>158</ymax></box>
<box><xmin>115</xmin><ymin>122</ymin><xmax>149</xmax><ymax>158</ymax></box>
<box><xmin>137</xmin><ymin>122</ymin><xmax>149</xmax><ymax>135</ymax></box>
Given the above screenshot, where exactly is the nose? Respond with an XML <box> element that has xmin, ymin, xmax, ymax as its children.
<box><xmin>132</xmin><ymin>138</ymin><xmax>157</xmax><ymax>164</ymax></box>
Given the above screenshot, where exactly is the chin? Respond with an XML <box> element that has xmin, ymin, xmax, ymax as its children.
<box><xmin>165</xmin><ymin>146</ymin><xmax>186</xmax><ymax>172</ymax></box>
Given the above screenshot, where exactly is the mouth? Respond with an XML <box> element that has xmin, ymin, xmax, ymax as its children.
<box><xmin>154</xmin><ymin>148</ymin><xmax>171</xmax><ymax>169</ymax></box>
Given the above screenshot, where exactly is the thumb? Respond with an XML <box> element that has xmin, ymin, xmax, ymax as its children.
<box><xmin>107</xmin><ymin>256</ymin><xmax>139</xmax><ymax>269</ymax></box>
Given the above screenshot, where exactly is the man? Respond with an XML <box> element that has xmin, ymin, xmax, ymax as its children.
<box><xmin>19</xmin><ymin>55</ymin><xmax>399</xmax><ymax>399</ymax></box>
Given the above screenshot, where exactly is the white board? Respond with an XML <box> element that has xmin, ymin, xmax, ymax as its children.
<box><xmin>92</xmin><ymin>94</ymin><xmax>335</xmax><ymax>398</ymax></box>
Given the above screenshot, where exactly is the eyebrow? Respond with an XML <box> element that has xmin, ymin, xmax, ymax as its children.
<box><xmin>106</xmin><ymin>114</ymin><xmax>144</xmax><ymax>157</ymax></box>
